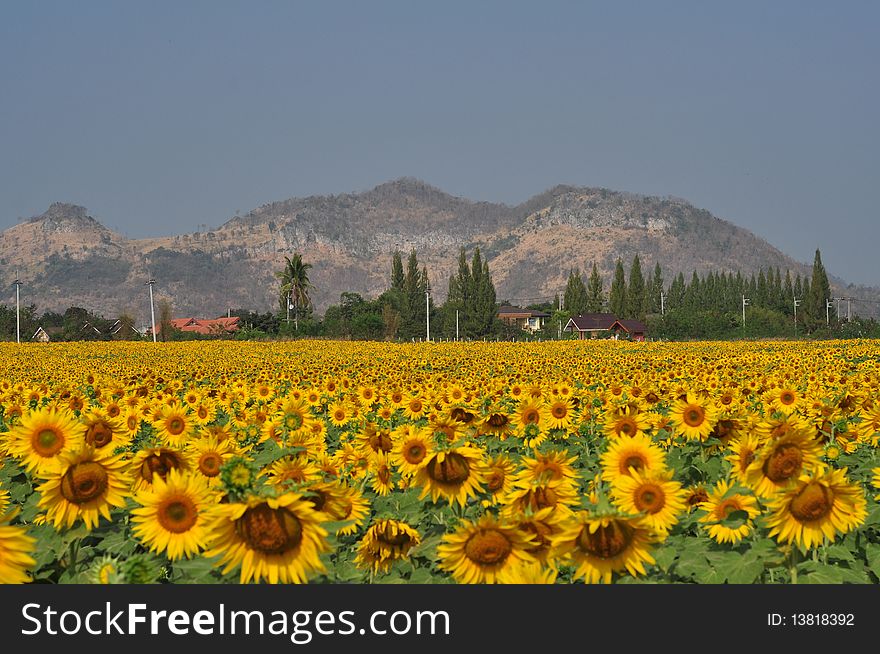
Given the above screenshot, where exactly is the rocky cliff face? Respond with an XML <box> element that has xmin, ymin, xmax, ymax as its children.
<box><xmin>1</xmin><ymin>180</ymin><xmax>875</xmax><ymax>324</ymax></box>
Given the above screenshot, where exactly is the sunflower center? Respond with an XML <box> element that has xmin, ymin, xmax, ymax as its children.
<box><xmin>552</xmin><ymin>405</ymin><xmax>568</xmax><ymax>419</ymax></box>
<box><xmin>487</xmin><ymin>413</ymin><xmax>508</xmax><ymax>428</ymax></box>
<box><xmin>60</xmin><ymin>461</ymin><xmax>109</xmax><ymax>504</ymax></box>
<box><xmin>634</xmin><ymin>484</ymin><xmax>664</xmax><ymax>513</ymax></box>
<box><xmin>464</xmin><ymin>529</ymin><xmax>512</xmax><ymax>566</ymax></box>
<box><xmin>684</xmin><ymin>406</ymin><xmax>705</xmax><ymax>427</ymax></box>
<box><xmin>426</xmin><ymin>453</ymin><xmax>471</xmax><ymax>486</ymax></box>
<box><xmin>369</xmin><ymin>431</ymin><xmax>393</xmax><ymax>453</ymax></box>
<box><xmin>763</xmin><ymin>443</ymin><xmax>803</xmax><ymax>482</ymax></box>
<box><xmin>523</xmin><ymin>521</ymin><xmax>553</xmax><ymax>553</ymax></box>
<box><xmin>716</xmin><ymin>499</ymin><xmax>742</xmax><ymax>520</ymax></box>
<box><xmin>127</xmin><ymin>415</ymin><xmax>139</xmax><ymax>431</ymax></box>
<box><xmin>167</xmin><ymin>417</ymin><xmax>186</xmax><ymax>436</ymax></box>
<box><xmin>617</xmin><ymin>419</ymin><xmax>636</xmax><ymax>436</ymax></box>
<box><xmin>740</xmin><ymin>450</ymin><xmax>756</xmax><ymax>469</ymax></box>
<box><xmin>377</xmin><ymin>465</ymin><xmax>391</xmax><ymax>484</ymax></box>
<box><xmin>789</xmin><ymin>482</ymin><xmax>832</xmax><ymax>523</ymax></box>
<box><xmin>486</xmin><ymin>468</ymin><xmax>505</xmax><ymax>492</ymax></box>
<box><xmin>197</xmin><ymin>406</ymin><xmax>209</xmax><ymax>419</ymax></box>
<box><xmin>379</xmin><ymin>523</ymin><xmax>413</xmax><ymax>547</ymax></box>
<box><xmin>86</xmin><ymin>421</ymin><xmax>114</xmax><ymax>448</ymax></box>
<box><xmin>236</xmin><ymin>504</ymin><xmax>304</xmax><ymax>555</ymax></box>
<box><xmin>199</xmin><ymin>452</ymin><xmax>223</xmax><ymax>477</ymax></box>
<box><xmin>577</xmin><ymin>521</ymin><xmax>634</xmax><ymax>559</ymax></box>
<box><xmin>404</xmin><ymin>443</ymin><xmax>427</xmax><ymax>464</ymax></box>
<box><xmin>622</xmin><ymin>454</ymin><xmax>646</xmax><ymax>474</ymax></box>
<box><xmin>450</xmin><ymin>407</ymin><xmax>474</xmax><ymax>423</ymax></box>
<box><xmin>140</xmin><ymin>451</ymin><xmax>182</xmax><ymax>483</ymax></box>
<box><xmin>524</xmin><ymin>410</ymin><xmax>540</xmax><ymax>424</ymax></box>
<box><xmin>409</xmin><ymin>401</ymin><xmax>423</xmax><ymax>413</ymax></box>
<box><xmin>284</xmin><ymin>413</ymin><xmax>304</xmax><ymax>430</ymax></box>
<box><xmin>687</xmin><ymin>488</ymin><xmax>709</xmax><ymax>507</ymax></box>
<box><xmin>780</xmin><ymin>391</ymin><xmax>796</xmax><ymax>405</ymax></box>
<box><xmin>527</xmin><ymin>486</ymin><xmax>558</xmax><ymax>510</ymax></box>
<box><xmin>158</xmin><ymin>497</ymin><xmax>199</xmax><ymax>533</ymax></box>
<box><xmin>33</xmin><ymin>427</ymin><xmax>64</xmax><ymax>456</ymax></box>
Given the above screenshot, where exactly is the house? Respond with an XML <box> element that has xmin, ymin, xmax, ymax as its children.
<box><xmin>32</xmin><ymin>326</ymin><xmax>50</xmax><ymax>342</ymax></box>
<box><xmin>563</xmin><ymin>313</ymin><xmax>619</xmax><ymax>339</ymax></box>
<box><xmin>497</xmin><ymin>305</ymin><xmax>551</xmax><ymax>333</ymax></box>
<box><xmin>610</xmin><ymin>319</ymin><xmax>648</xmax><ymax>342</ymax></box>
<box><xmin>31</xmin><ymin>326</ymin><xmax>63</xmax><ymax>342</ymax></box>
<box><xmin>151</xmin><ymin>316</ymin><xmax>241</xmax><ymax>337</ymax></box>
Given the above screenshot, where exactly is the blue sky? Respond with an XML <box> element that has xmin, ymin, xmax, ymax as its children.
<box><xmin>1</xmin><ymin>1</ymin><xmax>877</xmax><ymax>283</ymax></box>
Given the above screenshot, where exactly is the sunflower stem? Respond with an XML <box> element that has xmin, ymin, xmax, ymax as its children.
<box><xmin>789</xmin><ymin>547</ymin><xmax>800</xmax><ymax>585</ymax></box>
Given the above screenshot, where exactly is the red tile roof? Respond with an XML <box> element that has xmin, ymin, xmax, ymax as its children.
<box><xmin>153</xmin><ymin>316</ymin><xmax>241</xmax><ymax>335</ymax></box>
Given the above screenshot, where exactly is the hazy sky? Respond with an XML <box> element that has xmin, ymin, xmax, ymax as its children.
<box><xmin>1</xmin><ymin>1</ymin><xmax>877</xmax><ymax>284</ymax></box>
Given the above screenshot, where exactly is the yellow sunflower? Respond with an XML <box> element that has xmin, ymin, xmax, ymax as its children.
<box><xmin>437</xmin><ymin>513</ymin><xmax>536</xmax><ymax>584</ymax></box>
<box><xmin>551</xmin><ymin>511</ymin><xmax>659</xmax><ymax>584</ymax></box>
<box><xmin>390</xmin><ymin>425</ymin><xmax>434</xmax><ymax>477</ymax></box>
<box><xmin>369</xmin><ymin>451</ymin><xmax>395</xmax><ymax>496</ymax></box>
<box><xmin>611</xmin><ymin>468</ymin><xmax>686</xmax><ymax>535</ymax></box>
<box><xmin>725</xmin><ymin>435</ymin><xmax>761</xmax><ymax>486</ymax></box>
<box><xmin>497</xmin><ymin>561</ymin><xmax>558</xmax><ymax>584</ymax></box>
<box><xmin>131</xmin><ymin>468</ymin><xmax>216</xmax><ymax>560</ymax></box>
<box><xmin>602</xmin><ymin>406</ymin><xmax>651</xmax><ymax>439</ymax></box>
<box><xmin>327</xmin><ymin>400</ymin><xmax>352</xmax><ymax>427</ymax></box>
<box><xmin>599</xmin><ymin>433</ymin><xmax>668</xmax><ymax>483</ymax></box>
<box><xmin>413</xmin><ymin>446</ymin><xmax>487</xmax><ymax>507</ymax></box>
<box><xmin>131</xmin><ymin>447</ymin><xmax>194</xmax><ymax>491</ymax></box>
<box><xmin>697</xmin><ymin>480</ymin><xmax>761</xmax><ymax>545</ymax></box>
<box><xmin>151</xmin><ymin>403</ymin><xmax>196</xmax><ymax>447</ymax></box>
<box><xmin>355</xmin><ymin>519</ymin><xmax>421</xmax><ymax>573</ymax></box>
<box><xmin>36</xmin><ymin>446</ymin><xmax>130</xmax><ymax>530</ymax></box>
<box><xmin>668</xmin><ymin>393</ymin><xmax>718</xmax><ymax>441</ymax></box>
<box><xmin>205</xmin><ymin>492</ymin><xmax>330</xmax><ymax>584</ymax></box>
<box><xmin>765</xmin><ymin>387</ymin><xmax>803</xmax><ymax>416</ymax></box>
<box><xmin>263</xmin><ymin>455</ymin><xmax>321</xmax><ymax>488</ymax></box>
<box><xmin>80</xmin><ymin>408</ymin><xmax>130</xmax><ymax>452</ymax></box>
<box><xmin>482</xmin><ymin>454</ymin><xmax>516</xmax><ymax>506</ymax></box>
<box><xmin>0</xmin><ymin>509</ymin><xmax>36</xmax><ymax>584</ymax></box>
<box><xmin>515</xmin><ymin>506</ymin><xmax>566</xmax><ymax>565</ymax></box>
<box><xmin>744</xmin><ymin>428</ymin><xmax>824</xmax><ymax>498</ymax></box>
<box><xmin>514</xmin><ymin>398</ymin><xmax>547</xmax><ymax>437</ymax></box>
<box><xmin>765</xmin><ymin>468</ymin><xmax>867</xmax><ymax>549</ymax></box>
<box><xmin>187</xmin><ymin>434</ymin><xmax>239</xmax><ymax>485</ymax></box>
<box><xmin>545</xmin><ymin>398</ymin><xmax>576</xmax><ymax>432</ymax></box>
<box><xmin>6</xmin><ymin>405</ymin><xmax>84</xmax><ymax>474</ymax></box>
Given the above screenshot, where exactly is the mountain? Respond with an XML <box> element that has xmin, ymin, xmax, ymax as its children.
<box><xmin>2</xmin><ymin>181</ymin><xmax>878</xmax><ymax>324</ymax></box>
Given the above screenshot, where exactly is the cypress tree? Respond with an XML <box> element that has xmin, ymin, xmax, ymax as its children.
<box><xmin>669</xmin><ymin>272</ymin><xmax>686</xmax><ymax>309</ymax></box>
<box><xmin>756</xmin><ymin>269</ymin><xmax>768</xmax><ymax>307</ymax></box>
<box><xmin>609</xmin><ymin>258</ymin><xmax>627</xmax><ymax>317</ymax></box>
<box><xmin>807</xmin><ymin>249</ymin><xmax>832</xmax><ymax>326</ymax></box>
<box><xmin>626</xmin><ymin>255</ymin><xmax>646</xmax><ymax>320</ymax></box>
<box><xmin>783</xmin><ymin>270</ymin><xmax>794</xmax><ymax>315</ymax></box>
<box><xmin>564</xmin><ymin>269</ymin><xmax>589</xmax><ymax>317</ymax></box>
<box><xmin>587</xmin><ymin>263</ymin><xmax>605</xmax><ymax>313</ymax></box>
<box><xmin>391</xmin><ymin>251</ymin><xmax>404</xmax><ymax>291</ymax></box>
<box><xmin>649</xmin><ymin>263</ymin><xmax>663</xmax><ymax>314</ymax></box>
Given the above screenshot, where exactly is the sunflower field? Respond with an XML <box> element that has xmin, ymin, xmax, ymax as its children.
<box><xmin>2</xmin><ymin>339</ymin><xmax>880</xmax><ymax>585</ymax></box>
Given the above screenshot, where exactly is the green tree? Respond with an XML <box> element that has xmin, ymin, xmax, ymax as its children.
<box><xmin>649</xmin><ymin>263</ymin><xmax>663</xmax><ymax>314</ymax></box>
<box><xmin>276</xmin><ymin>253</ymin><xmax>314</xmax><ymax>331</ymax></box>
<box><xmin>586</xmin><ymin>263</ymin><xmax>605</xmax><ymax>313</ymax></box>
<box><xmin>626</xmin><ymin>255</ymin><xmax>646</xmax><ymax>320</ymax></box>
<box><xmin>609</xmin><ymin>258</ymin><xmax>627</xmax><ymax>317</ymax></box>
<box><xmin>806</xmin><ymin>248</ymin><xmax>832</xmax><ymax>329</ymax></box>
<box><xmin>563</xmin><ymin>269</ymin><xmax>589</xmax><ymax>317</ymax></box>
<box><xmin>390</xmin><ymin>251</ymin><xmax>405</xmax><ymax>291</ymax></box>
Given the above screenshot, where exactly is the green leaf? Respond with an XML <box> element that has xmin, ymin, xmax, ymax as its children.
<box><xmin>823</xmin><ymin>544</ymin><xmax>856</xmax><ymax>563</ymax></box>
<box><xmin>865</xmin><ymin>543</ymin><xmax>880</xmax><ymax>580</ymax></box>
<box><xmin>652</xmin><ymin>546</ymin><xmax>678</xmax><ymax>572</ymax></box>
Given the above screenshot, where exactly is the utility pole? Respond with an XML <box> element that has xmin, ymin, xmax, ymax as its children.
<box><xmin>558</xmin><ymin>293</ymin><xmax>563</xmax><ymax>340</ymax></box>
<box><xmin>847</xmin><ymin>298</ymin><xmax>851</xmax><ymax>322</ymax></box>
<box><xmin>425</xmin><ymin>282</ymin><xmax>431</xmax><ymax>342</ymax></box>
<box><xmin>742</xmin><ymin>295</ymin><xmax>750</xmax><ymax>328</ymax></box>
<box><xmin>826</xmin><ymin>298</ymin><xmax>833</xmax><ymax>327</ymax></box>
<box><xmin>146</xmin><ymin>278</ymin><xmax>157</xmax><ymax>343</ymax></box>
<box><xmin>455</xmin><ymin>308</ymin><xmax>459</xmax><ymax>341</ymax></box>
<box><xmin>660</xmin><ymin>291</ymin><xmax>665</xmax><ymax>316</ymax></box>
<box><xmin>793</xmin><ymin>297</ymin><xmax>801</xmax><ymax>336</ymax></box>
<box><xmin>836</xmin><ymin>297</ymin><xmax>841</xmax><ymax>321</ymax></box>
<box><xmin>13</xmin><ymin>274</ymin><xmax>22</xmax><ymax>344</ymax></box>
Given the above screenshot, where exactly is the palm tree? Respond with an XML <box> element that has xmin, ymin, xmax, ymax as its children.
<box><xmin>276</xmin><ymin>253</ymin><xmax>314</xmax><ymax>331</ymax></box>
